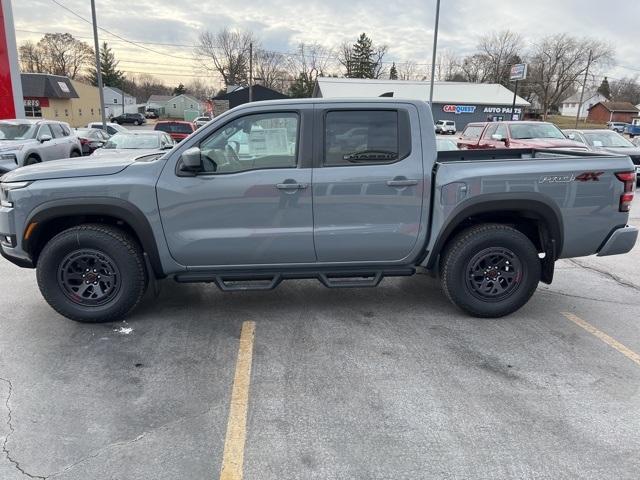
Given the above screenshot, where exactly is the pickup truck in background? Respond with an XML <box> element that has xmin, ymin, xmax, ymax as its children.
<box><xmin>0</xmin><ymin>99</ymin><xmax>637</xmax><ymax>323</ymax></box>
<box><xmin>457</xmin><ymin>121</ymin><xmax>587</xmax><ymax>150</ymax></box>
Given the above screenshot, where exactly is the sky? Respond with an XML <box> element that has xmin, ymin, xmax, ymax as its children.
<box><xmin>11</xmin><ymin>0</ymin><xmax>640</xmax><ymax>89</ymax></box>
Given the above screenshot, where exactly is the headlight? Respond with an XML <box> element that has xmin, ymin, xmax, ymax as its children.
<box><xmin>0</xmin><ymin>181</ymin><xmax>30</xmax><ymax>208</ymax></box>
<box><xmin>0</xmin><ymin>145</ymin><xmax>23</xmax><ymax>153</ymax></box>
<box><xmin>0</xmin><ymin>154</ymin><xmax>17</xmax><ymax>163</ymax></box>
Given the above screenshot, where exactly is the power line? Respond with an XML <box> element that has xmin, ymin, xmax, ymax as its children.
<box><xmin>47</xmin><ymin>0</ymin><xmax>194</xmax><ymax>61</ymax></box>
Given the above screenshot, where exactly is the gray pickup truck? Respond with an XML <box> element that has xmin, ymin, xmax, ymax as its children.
<box><xmin>0</xmin><ymin>99</ymin><xmax>637</xmax><ymax>323</ymax></box>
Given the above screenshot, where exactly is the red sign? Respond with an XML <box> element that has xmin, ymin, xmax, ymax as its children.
<box><xmin>0</xmin><ymin>0</ymin><xmax>16</xmax><ymax>119</ymax></box>
<box><xmin>24</xmin><ymin>97</ymin><xmax>49</xmax><ymax>108</ymax></box>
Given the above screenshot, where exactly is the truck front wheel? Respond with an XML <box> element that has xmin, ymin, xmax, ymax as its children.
<box><xmin>440</xmin><ymin>224</ymin><xmax>541</xmax><ymax>318</ymax></box>
<box><xmin>36</xmin><ymin>224</ymin><xmax>148</xmax><ymax>323</ymax></box>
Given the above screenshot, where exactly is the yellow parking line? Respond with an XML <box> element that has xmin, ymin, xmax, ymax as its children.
<box><xmin>561</xmin><ymin>312</ymin><xmax>640</xmax><ymax>367</ymax></box>
<box><xmin>219</xmin><ymin>321</ymin><xmax>256</xmax><ymax>480</ymax></box>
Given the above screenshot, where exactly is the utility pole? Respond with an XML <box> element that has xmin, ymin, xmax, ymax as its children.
<box><xmin>428</xmin><ymin>0</ymin><xmax>441</xmax><ymax>108</ymax></box>
<box><xmin>249</xmin><ymin>42</ymin><xmax>253</xmax><ymax>103</ymax></box>
<box><xmin>90</xmin><ymin>0</ymin><xmax>107</xmax><ymax>129</ymax></box>
<box><xmin>575</xmin><ymin>49</ymin><xmax>593</xmax><ymax>128</ymax></box>
<box><xmin>511</xmin><ymin>80</ymin><xmax>518</xmax><ymax>120</ymax></box>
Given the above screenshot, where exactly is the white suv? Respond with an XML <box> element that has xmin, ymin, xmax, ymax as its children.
<box><xmin>435</xmin><ymin>120</ymin><xmax>457</xmax><ymax>135</ymax></box>
<box><xmin>0</xmin><ymin>119</ymin><xmax>82</xmax><ymax>173</ymax></box>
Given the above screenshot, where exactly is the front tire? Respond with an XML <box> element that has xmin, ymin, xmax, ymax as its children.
<box><xmin>37</xmin><ymin>224</ymin><xmax>148</xmax><ymax>323</ymax></box>
<box><xmin>24</xmin><ymin>155</ymin><xmax>40</xmax><ymax>166</ymax></box>
<box><xmin>440</xmin><ymin>224</ymin><xmax>541</xmax><ymax>318</ymax></box>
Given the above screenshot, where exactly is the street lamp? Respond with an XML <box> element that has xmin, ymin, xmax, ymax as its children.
<box><xmin>429</xmin><ymin>0</ymin><xmax>441</xmax><ymax>107</ymax></box>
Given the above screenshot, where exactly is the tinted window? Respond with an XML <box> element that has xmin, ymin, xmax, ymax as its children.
<box><xmin>510</xmin><ymin>123</ymin><xmax>564</xmax><ymax>140</ymax></box>
<box><xmin>156</xmin><ymin>123</ymin><xmax>193</xmax><ymax>134</ymax></box>
<box><xmin>198</xmin><ymin>112</ymin><xmax>298</xmax><ymax>174</ymax></box>
<box><xmin>38</xmin><ymin>124</ymin><xmax>53</xmax><ymax>139</ymax></box>
<box><xmin>325</xmin><ymin>110</ymin><xmax>400</xmax><ymax>166</ymax></box>
<box><xmin>50</xmin><ymin>123</ymin><xmax>65</xmax><ymax>138</ymax></box>
<box><xmin>495</xmin><ymin>124</ymin><xmax>508</xmax><ymax>138</ymax></box>
<box><xmin>60</xmin><ymin>124</ymin><xmax>71</xmax><ymax>136</ymax></box>
<box><xmin>461</xmin><ymin>125</ymin><xmax>484</xmax><ymax>139</ymax></box>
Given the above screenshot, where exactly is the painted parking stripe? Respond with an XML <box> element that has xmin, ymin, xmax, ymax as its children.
<box><xmin>561</xmin><ymin>312</ymin><xmax>640</xmax><ymax>367</ymax></box>
<box><xmin>220</xmin><ymin>321</ymin><xmax>256</xmax><ymax>480</ymax></box>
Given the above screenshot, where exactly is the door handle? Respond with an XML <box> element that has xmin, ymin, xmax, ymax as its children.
<box><xmin>276</xmin><ymin>182</ymin><xmax>308</xmax><ymax>190</ymax></box>
<box><xmin>386</xmin><ymin>179</ymin><xmax>418</xmax><ymax>187</ymax></box>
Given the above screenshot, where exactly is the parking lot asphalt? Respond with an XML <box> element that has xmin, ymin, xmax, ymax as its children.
<box><xmin>1</xmin><ymin>199</ymin><xmax>640</xmax><ymax>479</ymax></box>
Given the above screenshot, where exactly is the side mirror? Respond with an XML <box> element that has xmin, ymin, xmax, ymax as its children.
<box><xmin>39</xmin><ymin>134</ymin><xmax>52</xmax><ymax>143</ymax></box>
<box><xmin>162</xmin><ymin>144</ymin><xmax>174</xmax><ymax>150</ymax></box>
<box><xmin>180</xmin><ymin>146</ymin><xmax>202</xmax><ymax>172</ymax></box>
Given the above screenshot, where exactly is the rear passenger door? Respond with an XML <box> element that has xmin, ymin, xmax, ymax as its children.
<box><xmin>312</xmin><ymin>104</ymin><xmax>423</xmax><ymax>262</ymax></box>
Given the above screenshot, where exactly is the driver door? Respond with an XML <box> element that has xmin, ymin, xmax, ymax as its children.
<box><xmin>156</xmin><ymin>107</ymin><xmax>315</xmax><ymax>267</ymax></box>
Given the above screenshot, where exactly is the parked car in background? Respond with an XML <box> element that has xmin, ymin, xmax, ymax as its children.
<box><xmin>436</xmin><ymin>136</ymin><xmax>458</xmax><ymax>151</ymax></box>
<box><xmin>193</xmin><ymin>116</ymin><xmax>211</xmax><ymax>129</ymax></box>
<box><xmin>92</xmin><ymin>131</ymin><xmax>175</xmax><ymax>156</ymax></box>
<box><xmin>0</xmin><ymin>119</ymin><xmax>82</xmax><ymax>173</ymax></box>
<box><xmin>625</xmin><ymin>118</ymin><xmax>640</xmax><ymax>138</ymax></box>
<box><xmin>145</xmin><ymin>109</ymin><xmax>159</xmax><ymax>119</ymax></box>
<box><xmin>435</xmin><ymin>120</ymin><xmax>456</xmax><ymax>135</ymax></box>
<box><xmin>154</xmin><ymin>120</ymin><xmax>196</xmax><ymax>142</ymax></box>
<box><xmin>564</xmin><ymin>129</ymin><xmax>640</xmax><ymax>183</ymax></box>
<box><xmin>607</xmin><ymin>121</ymin><xmax>628</xmax><ymax>134</ymax></box>
<box><xmin>75</xmin><ymin>128</ymin><xmax>110</xmax><ymax>155</ymax></box>
<box><xmin>87</xmin><ymin>122</ymin><xmax>129</xmax><ymax>136</ymax></box>
<box><xmin>457</xmin><ymin>121</ymin><xmax>587</xmax><ymax>150</ymax></box>
<box><xmin>0</xmin><ymin>99</ymin><xmax>636</xmax><ymax>323</ymax></box>
<box><xmin>111</xmin><ymin>113</ymin><xmax>146</xmax><ymax>126</ymax></box>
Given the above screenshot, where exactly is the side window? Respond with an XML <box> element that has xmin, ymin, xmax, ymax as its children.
<box><xmin>49</xmin><ymin>123</ymin><xmax>64</xmax><ymax>138</ymax></box>
<box><xmin>461</xmin><ymin>125</ymin><xmax>483</xmax><ymax>139</ymax></box>
<box><xmin>495</xmin><ymin>124</ymin><xmax>508</xmax><ymax>139</ymax></box>
<box><xmin>61</xmin><ymin>124</ymin><xmax>71</xmax><ymax>136</ymax></box>
<box><xmin>483</xmin><ymin>124</ymin><xmax>498</xmax><ymax>138</ymax></box>
<box><xmin>38</xmin><ymin>124</ymin><xmax>53</xmax><ymax>139</ymax></box>
<box><xmin>324</xmin><ymin>110</ymin><xmax>408</xmax><ymax>166</ymax></box>
<box><xmin>198</xmin><ymin>112</ymin><xmax>299</xmax><ymax>174</ymax></box>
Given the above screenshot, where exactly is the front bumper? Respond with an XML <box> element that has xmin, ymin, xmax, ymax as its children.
<box><xmin>597</xmin><ymin>226</ymin><xmax>638</xmax><ymax>257</ymax></box>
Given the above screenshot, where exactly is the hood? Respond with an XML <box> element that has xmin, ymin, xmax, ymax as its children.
<box><xmin>509</xmin><ymin>138</ymin><xmax>587</xmax><ymax>149</ymax></box>
<box><xmin>92</xmin><ymin>148</ymin><xmax>162</xmax><ymax>157</ymax></box>
<box><xmin>0</xmin><ymin>154</ymin><xmax>140</xmax><ymax>182</ymax></box>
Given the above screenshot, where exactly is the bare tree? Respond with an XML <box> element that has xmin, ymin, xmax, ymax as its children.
<box><xmin>18</xmin><ymin>40</ymin><xmax>45</xmax><ymax>73</ymax></box>
<box><xmin>436</xmin><ymin>50</ymin><xmax>461</xmax><ymax>81</ymax></box>
<box><xmin>610</xmin><ymin>76</ymin><xmax>640</xmax><ymax>105</ymax></box>
<box><xmin>254</xmin><ymin>49</ymin><xmax>288</xmax><ymax>92</ymax></box>
<box><xmin>186</xmin><ymin>78</ymin><xmax>215</xmax><ymax>100</ymax></box>
<box><xmin>396</xmin><ymin>61</ymin><xmax>424</xmax><ymax>81</ymax></box>
<box><xmin>195</xmin><ymin>28</ymin><xmax>255</xmax><ymax>87</ymax></box>
<box><xmin>478</xmin><ymin>30</ymin><xmax>523</xmax><ymax>85</ymax></box>
<box><xmin>19</xmin><ymin>33</ymin><xmax>93</xmax><ymax>79</ymax></box>
<box><xmin>527</xmin><ymin>34</ymin><xmax>614</xmax><ymax>119</ymax></box>
<box><xmin>459</xmin><ymin>53</ymin><xmax>491</xmax><ymax>83</ymax></box>
<box><xmin>288</xmin><ymin>43</ymin><xmax>334</xmax><ymax>97</ymax></box>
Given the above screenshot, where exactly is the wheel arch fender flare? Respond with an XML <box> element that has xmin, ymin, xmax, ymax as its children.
<box><xmin>424</xmin><ymin>192</ymin><xmax>564</xmax><ymax>270</ymax></box>
<box><xmin>24</xmin><ymin>197</ymin><xmax>165</xmax><ymax>278</ymax></box>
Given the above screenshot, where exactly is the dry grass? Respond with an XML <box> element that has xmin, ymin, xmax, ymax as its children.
<box><xmin>546</xmin><ymin>115</ymin><xmax>607</xmax><ymax>130</ymax></box>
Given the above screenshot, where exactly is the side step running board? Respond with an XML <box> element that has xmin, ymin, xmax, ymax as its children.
<box><xmin>318</xmin><ymin>272</ymin><xmax>383</xmax><ymax>288</ymax></box>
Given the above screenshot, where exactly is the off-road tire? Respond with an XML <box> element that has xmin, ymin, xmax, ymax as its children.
<box><xmin>37</xmin><ymin>224</ymin><xmax>148</xmax><ymax>323</ymax></box>
<box><xmin>440</xmin><ymin>224</ymin><xmax>541</xmax><ymax>318</ymax></box>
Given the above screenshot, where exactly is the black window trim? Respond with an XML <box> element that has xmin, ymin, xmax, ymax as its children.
<box><xmin>321</xmin><ymin>108</ymin><xmax>412</xmax><ymax>168</ymax></box>
<box><xmin>176</xmin><ymin>109</ymin><xmax>302</xmax><ymax>177</ymax></box>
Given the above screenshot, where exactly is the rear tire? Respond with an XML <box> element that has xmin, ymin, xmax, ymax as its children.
<box><xmin>36</xmin><ymin>224</ymin><xmax>148</xmax><ymax>323</ymax></box>
<box><xmin>440</xmin><ymin>224</ymin><xmax>541</xmax><ymax>318</ymax></box>
<box><xmin>70</xmin><ymin>150</ymin><xmax>81</xmax><ymax>158</ymax></box>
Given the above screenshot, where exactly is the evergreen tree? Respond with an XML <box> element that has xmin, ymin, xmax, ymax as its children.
<box><xmin>351</xmin><ymin>33</ymin><xmax>375</xmax><ymax>78</ymax></box>
<box><xmin>289</xmin><ymin>73</ymin><xmax>314</xmax><ymax>98</ymax></box>
<box><xmin>88</xmin><ymin>42</ymin><xmax>124</xmax><ymax>87</ymax></box>
<box><xmin>389</xmin><ymin>62</ymin><xmax>398</xmax><ymax>80</ymax></box>
<box><xmin>173</xmin><ymin>83</ymin><xmax>186</xmax><ymax>95</ymax></box>
<box><xmin>597</xmin><ymin>77</ymin><xmax>611</xmax><ymax>99</ymax></box>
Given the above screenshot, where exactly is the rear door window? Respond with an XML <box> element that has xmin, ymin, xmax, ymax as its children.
<box><xmin>482</xmin><ymin>124</ymin><xmax>498</xmax><ymax>138</ymax></box>
<box><xmin>49</xmin><ymin>123</ymin><xmax>65</xmax><ymax>138</ymax></box>
<box><xmin>461</xmin><ymin>125</ymin><xmax>484</xmax><ymax>139</ymax></box>
<box><xmin>324</xmin><ymin>110</ymin><xmax>409</xmax><ymax>166</ymax></box>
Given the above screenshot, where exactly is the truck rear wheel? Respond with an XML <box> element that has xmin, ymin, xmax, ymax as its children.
<box><xmin>440</xmin><ymin>224</ymin><xmax>541</xmax><ymax>318</ymax></box>
<box><xmin>36</xmin><ymin>224</ymin><xmax>148</xmax><ymax>323</ymax></box>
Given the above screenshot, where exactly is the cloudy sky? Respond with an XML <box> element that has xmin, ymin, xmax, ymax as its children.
<box><xmin>11</xmin><ymin>0</ymin><xmax>640</xmax><ymax>88</ymax></box>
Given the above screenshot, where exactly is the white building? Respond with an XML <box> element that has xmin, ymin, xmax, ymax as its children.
<box><xmin>559</xmin><ymin>91</ymin><xmax>608</xmax><ymax>118</ymax></box>
<box><xmin>146</xmin><ymin>94</ymin><xmax>172</xmax><ymax>113</ymax></box>
<box><xmin>164</xmin><ymin>93</ymin><xmax>202</xmax><ymax>120</ymax></box>
<box><xmin>103</xmin><ymin>86</ymin><xmax>137</xmax><ymax>117</ymax></box>
<box><xmin>313</xmin><ymin>77</ymin><xmax>530</xmax><ymax>129</ymax></box>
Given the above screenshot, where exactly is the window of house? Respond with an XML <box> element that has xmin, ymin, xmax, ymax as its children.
<box><xmin>114</xmin><ymin>98</ymin><xmax>118</xmax><ymax>104</ymax></box>
<box><xmin>64</xmin><ymin>109</ymin><xmax>69</xmax><ymax>117</ymax></box>
<box><xmin>173</xmin><ymin>104</ymin><xmax>177</xmax><ymax>108</ymax></box>
<box><xmin>196</xmin><ymin>112</ymin><xmax>299</xmax><ymax>174</ymax></box>
<box><xmin>324</xmin><ymin>110</ymin><xmax>408</xmax><ymax>166</ymax></box>
<box><xmin>78</xmin><ymin>108</ymin><xmax>82</xmax><ymax>116</ymax></box>
<box><xmin>91</xmin><ymin>108</ymin><xmax>94</xmax><ymax>115</ymax></box>
<box><xmin>54</xmin><ymin>109</ymin><xmax>59</xmax><ymax>117</ymax></box>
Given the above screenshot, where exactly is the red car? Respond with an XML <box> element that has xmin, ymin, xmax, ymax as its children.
<box><xmin>154</xmin><ymin>121</ymin><xmax>196</xmax><ymax>142</ymax></box>
<box><xmin>457</xmin><ymin>121</ymin><xmax>587</xmax><ymax>150</ymax></box>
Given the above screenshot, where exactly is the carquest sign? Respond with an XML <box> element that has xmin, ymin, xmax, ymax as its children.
<box><xmin>442</xmin><ymin>105</ymin><xmax>476</xmax><ymax>114</ymax></box>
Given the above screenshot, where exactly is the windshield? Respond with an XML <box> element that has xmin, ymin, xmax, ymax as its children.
<box><xmin>156</xmin><ymin>123</ymin><xmax>192</xmax><ymax>134</ymax></box>
<box><xmin>583</xmin><ymin>131</ymin><xmax>634</xmax><ymax>148</ymax></box>
<box><xmin>0</xmin><ymin>122</ymin><xmax>37</xmax><ymax>140</ymax></box>
<box><xmin>104</xmin><ymin>134</ymin><xmax>161</xmax><ymax>149</ymax></box>
<box><xmin>510</xmin><ymin>123</ymin><xmax>565</xmax><ymax>140</ymax></box>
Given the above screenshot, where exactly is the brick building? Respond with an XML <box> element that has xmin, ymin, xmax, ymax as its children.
<box><xmin>587</xmin><ymin>101</ymin><xmax>639</xmax><ymax>124</ymax></box>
